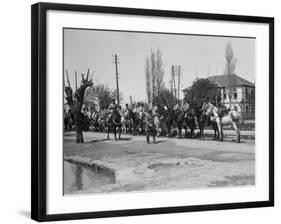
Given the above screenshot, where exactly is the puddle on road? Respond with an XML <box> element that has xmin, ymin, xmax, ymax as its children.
<box><xmin>208</xmin><ymin>175</ymin><xmax>255</xmax><ymax>187</ymax></box>
<box><xmin>64</xmin><ymin>161</ymin><xmax>115</xmax><ymax>194</ymax></box>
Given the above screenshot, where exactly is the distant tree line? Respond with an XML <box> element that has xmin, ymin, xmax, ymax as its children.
<box><xmin>84</xmin><ymin>84</ymin><xmax>123</xmax><ymax>110</ymax></box>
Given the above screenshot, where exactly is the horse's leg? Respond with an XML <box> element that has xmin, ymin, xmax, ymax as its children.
<box><xmin>114</xmin><ymin>127</ymin><xmax>117</xmax><ymax>141</ymax></box>
<box><xmin>157</xmin><ymin>124</ymin><xmax>160</xmax><ymax>137</ymax></box>
<box><xmin>178</xmin><ymin>125</ymin><xmax>182</xmax><ymax>139</ymax></box>
<box><xmin>119</xmin><ymin>125</ymin><xmax>121</xmax><ymax>140</ymax></box>
<box><xmin>232</xmin><ymin>121</ymin><xmax>240</xmax><ymax>143</ymax></box>
<box><xmin>216</xmin><ymin>118</ymin><xmax>223</xmax><ymax>141</ymax></box>
<box><xmin>190</xmin><ymin>125</ymin><xmax>194</xmax><ymax>139</ymax></box>
<box><xmin>212</xmin><ymin>122</ymin><xmax>215</xmax><ymax>140</ymax></box>
<box><xmin>130</xmin><ymin>121</ymin><xmax>133</xmax><ymax>134</ymax></box>
<box><xmin>107</xmin><ymin>125</ymin><xmax>110</xmax><ymax>140</ymax></box>
<box><xmin>146</xmin><ymin>130</ymin><xmax>150</xmax><ymax>144</ymax></box>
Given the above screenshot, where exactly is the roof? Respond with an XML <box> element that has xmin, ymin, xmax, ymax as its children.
<box><xmin>207</xmin><ymin>74</ymin><xmax>255</xmax><ymax>88</ymax></box>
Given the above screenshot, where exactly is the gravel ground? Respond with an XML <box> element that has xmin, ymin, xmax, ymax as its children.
<box><xmin>63</xmin><ymin>131</ymin><xmax>255</xmax><ymax>194</ymax></box>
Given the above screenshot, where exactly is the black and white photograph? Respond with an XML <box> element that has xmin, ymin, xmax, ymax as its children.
<box><xmin>0</xmin><ymin>0</ymin><xmax>278</xmax><ymax>223</ymax></box>
<box><xmin>29</xmin><ymin>2</ymin><xmax>274</xmax><ymax>222</ymax></box>
<box><xmin>63</xmin><ymin>28</ymin><xmax>256</xmax><ymax>195</ymax></box>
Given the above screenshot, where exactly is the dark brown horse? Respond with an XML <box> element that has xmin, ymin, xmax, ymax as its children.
<box><xmin>174</xmin><ymin>109</ymin><xmax>185</xmax><ymax>138</ymax></box>
<box><xmin>197</xmin><ymin>109</ymin><xmax>219</xmax><ymax>140</ymax></box>
<box><xmin>160</xmin><ymin>108</ymin><xmax>175</xmax><ymax>137</ymax></box>
<box><xmin>183</xmin><ymin>109</ymin><xmax>197</xmax><ymax>138</ymax></box>
<box><xmin>106</xmin><ymin>109</ymin><xmax>122</xmax><ymax>140</ymax></box>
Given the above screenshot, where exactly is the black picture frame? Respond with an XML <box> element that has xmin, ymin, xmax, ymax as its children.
<box><xmin>31</xmin><ymin>2</ymin><xmax>274</xmax><ymax>222</ymax></box>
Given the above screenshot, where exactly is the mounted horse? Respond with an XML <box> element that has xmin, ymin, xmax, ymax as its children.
<box><xmin>174</xmin><ymin>108</ymin><xmax>185</xmax><ymax>138</ymax></box>
<box><xmin>127</xmin><ymin>108</ymin><xmax>140</xmax><ymax>135</ymax></box>
<box><xmin>169</xmin><ymin>102</ymin><xmax>196</xmax><ymax>139</ymax></box>
<box><xmin>106</xmin><ymin>109</ymin><xmax>122</xmax><ymax>140</ymax></box>
<box><xmin>90</xmin><ymin>111</ymin><xmax>100</xmax><ymax>132</ymax></box>
<box><xmin>202</xmin><ymin>102</ymin><xmax>242</xmax><ymax>142</ymax></box>
<box><xmin>183</xmin><ymin>108</ymin><xmax>197</xmax><ymax>138</ymax></box>
<box><xmin>160</xmin><ymin>107</ymin><xmax>175</xmax><ymax>137</ymax></box>
<box><xmin>97</xmin><ymin>111</ymin><xmax>107</xmax><ymax>132</ymax></box>
<box><xmin>197</xmin><ymin>106</ymin><xmax>219</xmax><ymax>140</ymax></box>
<box><xmin>121</xmin><ymin>110</ymin><xmax>133</xmax><ymax>134</ymax></box>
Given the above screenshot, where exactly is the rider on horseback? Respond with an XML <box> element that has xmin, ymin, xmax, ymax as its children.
<box><xmin>152</xmin><ymin>102</ymin><xmax>159</xmax><ymax>116</ymax></box>
<box><xmin>173</xmin><ymin>103</ymin><xmax>180</xmax><ymax>112</ymax></box>
<box><xmin>107</xmin><ymin>98</ymin><xmax>118</xmax><ymax>122</ymax></box>
<box><xmin>182</xmin><ymin>102</ymin><xmax>190</xmax><ymax>118</ymax></box>
<box><xmin>125</xmin><ymin>103</ymin><xmax>129</xmax><ymax>114</ymax></box>
<box><xmin>213</xmin><ymin>94</ymin><xmax>228</xmax><ymax>123</ymax></box>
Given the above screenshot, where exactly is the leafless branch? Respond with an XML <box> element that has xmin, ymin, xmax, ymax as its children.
<box><xmin>66</xmin><ymin>69</ymin><xmax>71</xmax><ymax>88</ymax></box>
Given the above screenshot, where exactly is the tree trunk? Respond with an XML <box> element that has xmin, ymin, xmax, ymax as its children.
<box><xmin>64</xmin><ymin>69</ymin><xmax>93</xmax><ymax>144</ymax></box>
<box><xmin>74</xmin><ymin>112</ymin><xmax>84</xmax><ymax>143</ymax></box>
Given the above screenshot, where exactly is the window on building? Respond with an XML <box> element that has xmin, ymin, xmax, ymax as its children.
<box><xmin>251</xmin><ymin>89</ymin><xmax>255</xmax><ymax>100</ymax></box>
<box><xmin>245</xmin><ymin>87</ymin><xmax>248</xmax><ymax>98</ymax></box>
<box><xmin>233</xmin><ymin>89</ymin><xmax>237</xmax><ymax>100</ymax></box>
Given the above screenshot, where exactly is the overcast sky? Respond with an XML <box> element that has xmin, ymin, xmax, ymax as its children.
<box><xmin>64</xmin><ymin>28</ymin><xmax>255</xmax><ymax>104</ymax></box>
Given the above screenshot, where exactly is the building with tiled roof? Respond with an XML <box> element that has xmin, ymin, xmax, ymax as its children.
<box><xmin>183</xmin><ymin>74</ymin><xmax>255</xmax><ymax>120</ymax></box>
<box><xmin>208</xmin><ymin>74</ymin><xmax>255</xmax><ymax>117</ymax></box>
<box><xmin>207</xmin><ymin>74</ymin><xmax>255</xmax><ymax>88</ymax></box>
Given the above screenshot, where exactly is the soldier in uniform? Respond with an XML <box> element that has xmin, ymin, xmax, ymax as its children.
<box><xmin>124</xmin><ymin>103</ymin><xmax>129</xmax><ymax>113</ymax></box>
<box><xmin>182</xmin><ymin>102</ymin><xmax>190</xmax><ymax>118</ymax></box>
<box><xmin>152</xmin><ymin>102</ymin><xmax>159</xmax><ymax>117</ymax></box>
<box><xmin>107</xmin><ymin>98</ymin><xmax>118</xmax><ymax>122</ymax></box>
<box><xmin>145</xmin><ymin>109</ymin><xmax>157</xmax><ymax>144</ymax></box>
<box><xmin>214</xmin><ymin>94</ymin><xmax>228</xmax><ymax>122</ymax></box>
<box><xmin>139</xmin><ymin>103</ymin><xmax>144</xmax><ymax>114</ymax></box>
<box><xmin>173</xmin><ymin>103</ymin><xmax>180</xmax><ymax>111</ymax></box>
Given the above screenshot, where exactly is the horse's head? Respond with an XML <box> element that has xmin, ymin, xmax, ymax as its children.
<box><xmin>123</xmin><ymin>111</ymin><xmax>129</xmax><ymax>119</ymax></box>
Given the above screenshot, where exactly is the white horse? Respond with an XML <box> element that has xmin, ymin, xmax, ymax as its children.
<box><xmin>153</xmin><ymin>115</ymin><xmax>161</xmax><ymax>136</ymax></box>
<box><xmin>203</xmin><ymin>102</ymin><xmax>242</xmax><ymax>143</ymax></box>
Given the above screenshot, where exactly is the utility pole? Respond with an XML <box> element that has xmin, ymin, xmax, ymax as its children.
<box><xmin>113</xmin><ymin>54</ymin><xmax>120</xmax><ymax>106</ymax></box>
<box><xmin>177</xmin><ymin>66</ymin><xmax>181</xmax><ymax>103</ymax></box>
<box><xmin>75</xmin><ymin>71</ymin><xmax>77</xmax><ymax>91</ymax></box>
<box><xmin>129</xmin><ymin>95</ymin><xmax>133</xmax><ymax>106</ymax></box>
<box><xmin>171</xmin><ymin>65</ymin><xmax>176</xmax><ymax>105</ymax></box>
<box><xmin>172</xmin><ymin>65</ymin><xmax>177</xmax><ymax>102</ymax></box>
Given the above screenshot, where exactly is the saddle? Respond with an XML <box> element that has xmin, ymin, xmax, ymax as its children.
<box><xmin>217</xmin><ymin>107</ymin><xmax>229</xmax><ymax>118</ymax></box>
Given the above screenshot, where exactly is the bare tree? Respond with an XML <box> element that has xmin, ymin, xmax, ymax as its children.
<box><xmin>145</xmin><ymin>48</ymin><xmax>165</xmax><ymax>105</ymax></box>
<box><xmin>156</xmin><ymin>49</ymin><xmax>165</xmax><ymax>96</ymax></box>
<box><xmin>224</xmin><ymin>41</ymin><xmax>237</xmax><ymax>108</ymax></box>
<box><xmin>150</xmin><ymin>49</ymin><xmax>156</xmax><ymax>102</ymax></box>
<box><xmin>145</xmin><ymin>57</ymin><xmax>151</xmax><ymax>104</ymax></box>
<box><xmin>64</xmin><ymin>69</ymin><xmax>93</xmax><ymax>143</ymax></box>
